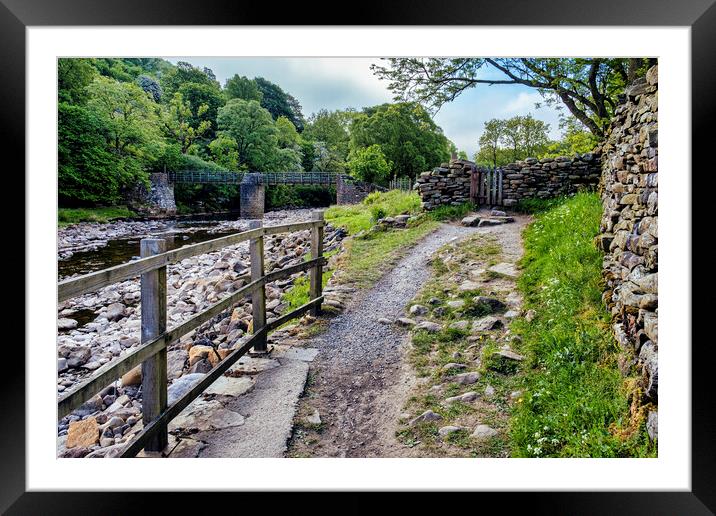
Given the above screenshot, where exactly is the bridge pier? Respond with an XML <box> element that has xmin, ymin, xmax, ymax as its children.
<box><xmin>240</xmin><ymin>173</ymin><xmax>265</xmax><ymax>218</ymax></box>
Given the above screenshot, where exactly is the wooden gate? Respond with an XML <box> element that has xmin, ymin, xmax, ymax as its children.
<box><xmin>471</xmin><ymin>168</ymin><xmax>503</xmax><ymax>206</ymax></box>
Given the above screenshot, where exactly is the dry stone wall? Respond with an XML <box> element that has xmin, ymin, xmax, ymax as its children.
<box><xmin>500</xmin><ymin>154</ymin><xmax>601</xmax><ymax>207</ymax></box>
<box><xmin>415</xmin><ymin>160</ymin><xmax>476</xmax><ymax>210</ymax></box>
<box><xmin>596</xmin><ymin>65</ymin><xmax>658</xmax><ymax>438</ymax></box>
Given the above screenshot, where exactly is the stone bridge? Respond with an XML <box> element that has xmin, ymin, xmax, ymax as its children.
<box><xmin>140</xmin><ymin>171</ymin><xmax>385</xmax><ymax>218</ymax></box>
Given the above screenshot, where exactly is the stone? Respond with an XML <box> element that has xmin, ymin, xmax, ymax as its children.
<box><xmin>169</xmin><ymin>399</ymin><xmax>245</xmax><ymax>433</ymax></box>
<box><xmin>438</xmin><ymin>425</ymin><xmax>464</xmax><ymax>437</ymax></box>
<box><xmin>415</xmin><ymin>321</ymin><xmax>442</xmax><ymax>333</ymax></box>
<box><xmin>458</xmin><ymin>280</ymin><xmax>482</xmax><ymax>292</ymax></box>
<box><xmin>66</xmin><ymin>417</ymin><xmax>99</xmax><ymax>448</ymax></box>
<box><xmin>646</xmin><ymin>411</ymin><xmax>658</xmax><ymax>440</ymax></box>
<box><xmin>396</xmin><ymin>318</ymin><xmax>417</xmax><ymax>328</ymax></box>
<box><xmin>204</xmin><ymin>375</ymin><xmax>254</xmax><ymax>398</ymax></box>
<box><xmin>105</xmin><ymin>303</ymin><xmax>126</xmax><ymax>322</ymax></box>
<box><xmin>226</xmin><ymin>356</ymin><xmax>280</xmax><ymax>376</ymax></box>
<box><xmin>409</xmin><ymin>304</ymin><xmax>429</xmax><ymax>316</ymax></box>
<box><xmin>444</xmin><ymin>391</ymin><xmax>479</xmax><ymax>404</ymax></box>
<box><xmin>471</xmin><ymin>424</ymin><xmax>498</xmax><ymax>440</ymax></box>
<box><xmin>306</xmin><ymin>409</ymin><xmax>322</xmax><ymax>426</ymax></box>
<box><xmin>189</xmin><ymin>358</ymin><xmax>212</xmax><ymax>374</ymax></box>
<box><xmin>524</xmin><ymin>309</ymin><xmax>537</xmax><ymax>322</ymax></box>
<box><xmin>121</xmin><ymin>365</ymin><xmax>142</xmax><ymax>386</ymax></box>
<box><xmin>167</xmin><ymin>349</ymin><xmax>188</xmax><ymax>380</ymax></box>
<box><xmin>58</xmin><ymin>318</ymin><xmax>78</xmax><ymax>331</ymax></box>
<box><xmin>167</xmin><ymin>373</ymin><xmax>206</xmax><ymax>405</ymax></box>
<box><xmin>484</xmin><ymin>385</ymin><xmax>496</xmax><ymax>397</ymax></box>
<box><xmin>488</xmin><ymin>262</ymin><xmax>519</xmax><ymax>278</ymax></box>
<box><xmin>472</xmin><ymin>316</ymin><xmax>503</xmax><ymax>332</ymax></box>
<box><xmin>378</xmin><ymin>318</ymin><xmax>392</xmax><ymax>324</ymax></box>
<box><xmin>442</xmin><ymin>362</ymin><xmax>467</xmax><ymax>372</ymax></box>
<box><xmin>449</xmin><ymin>320</ymin><xmax>470</xmax><ymax>331</ymax></box>
<box><xmin>66</xmin><ymin>347</ymin><xmax>91</xmax><ymax>368</ymax></box>
<box><xmin>189</xmin><ymin>345</ymin><xmax>220</xmax><ymax>367</ymax></box>
<box><xmin>58</xmin><ymin>358</ymin><xmax>68</xmax><ymax>373</ymax></box>
<box><xmin>446</xmin><ymin>299</ymin><xmax>465</xmax><ymax>309</ymax></box>
<box><xmin>490</xmin><ymin>209</ymin><xmax>507</xmax><ymax>217</ymax></box>
<box><xmin>472</xmin><ymin>296</ymin><xmax>507</xmax><ymax>312</ymax></box>
<box><xmin>453</xmin><ymin>372</ymin><xmax>480</xmax><ymax>385</ymax></box>
<box><xmin>409</xmin><ymin>410</ymin><xmax>443</xmax><ymax>426</ymax></box>
<box><xmin>461</xmin><ymin>215</ymin><xmax>481</xmax><ymax>227</ymax></box>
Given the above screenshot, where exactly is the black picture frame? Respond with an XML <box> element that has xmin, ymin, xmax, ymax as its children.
<box><xmin>5</xmin><ymin>1</ymin><xmax>713</xmax><ymax>513</ymax></box>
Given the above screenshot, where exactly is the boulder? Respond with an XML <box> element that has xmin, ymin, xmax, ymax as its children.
<box><xmin>471</xmin><ymin>424</ymin><xmax>498</xmax><ymax>440</ymax></box>
<box><xmin>415</xmin><ymin>321</ymin><xmax>442</xmax><ymax>333</ymax></box>
<box><xmin>472</xmin><ymin>316</ymin><xmax>503</xmax><ymax>332</ymax></box>
<box><xmin>58</xmin><ymin>318</ymin><xmax>78</xmax><ymax>331</ymax></box>
<box><xmin>409</xmin><ymin>410</ymin><xmax>443</xmax><ymax>426</ymax></box>
<box><xmin>66</xmin><ymin>417</ymin><xmax>99</xmax><ymax>448</ymax></box>
<box><xmin>105</xmin><ymin>303</ymin><xmax>126</xmax><ymax>322</ymax></box>
<box><xmin>121</xmin><ymin>366</ymin><xmax>142</xmax><ymax>387</ymax></box>
<box><xmin>409</xmin><ymin>304</ymin><xmax>429</xmax><ymax>316</ymax></box>
<box><xmin>453</xmin><ymin>372</ymin><xmax>480</xmax><ymax>385</ymax></box>
<box><xmin>461</xmin><ymin>215</ymin><xmax>481</xmax><ymax>227</ymax></box>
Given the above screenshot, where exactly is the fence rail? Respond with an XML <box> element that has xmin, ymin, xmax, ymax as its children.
<box><xmin>57</xmin><ymin>211</ymin><xmax>326</xmax><ymax>457</ymax></box>
<box><xmin>168</xmin><ymin>170</ymin><xmax>342</xmax><ymax>186</ymax></box>
<box><xmin>388</xmin><ymin>176</ymin><xmax>415</xmax><ymax>192</ymax></box>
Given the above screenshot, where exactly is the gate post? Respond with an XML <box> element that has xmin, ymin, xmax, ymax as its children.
<box><xmin>140</xmin><ymin>238</ymin><xmax>168</xmax><ymax>452</ymax></box>
<box><xmin>249</xmin><ymin>220</ymin><xmax>267</xmax><ymax>352</ymax></box>
<box><xmin>309</xmin><ymin>210</ymin><xmax>325</xmax><ymax>316</ymax></box>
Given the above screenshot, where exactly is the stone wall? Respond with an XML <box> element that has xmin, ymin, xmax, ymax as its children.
<box><xmin>126</xmin><ymin>172</ymin><xmax>177</xmax><ymax>217</ymax></box>
<box><xmin>239</xmin><ymin>173</ymin><xmax>265</xmax><ymax>218</ymax></box>
<box><xmin>596</xmin><ymin>65</ymin><xmax>658</xmax><ymax>437</ymax></box>
<box><xmin>500</xmin><ymin>153</ymin><xmax>601</xmax><ymax>207</ymax></box>
<box><xmin>415</xmin><ymin>156</ymin><xmax>601</xmax><ymax>210</ymax></box>
<box><xmin>415</xmin><ymin>160</ymin><xmax>476</xmax><ymax>210</ymax></box>
<box><xmin>336</xmin><ymin>175</ymin><xmax>383</xmax><ymax>205</ymax></box>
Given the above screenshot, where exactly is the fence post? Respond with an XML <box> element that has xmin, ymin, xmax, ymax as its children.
<box><xmin>309</xmin><ymin>210</ymin><xmax>325</xmax><ymax>316</ymax></box>
<box><xmin>249</xmin><ymin>220</ymin><xmax>267</xmax><ymax>352</ymax></box>
<box><xmin>139</xmin><ymin>238</ymin><xmax>168</xmax><ymax>452</ymax></box>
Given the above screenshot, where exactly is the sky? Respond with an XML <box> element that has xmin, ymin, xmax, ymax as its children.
<box><xmin>167</xmin><ymin>57</ymin><xmax>564</xmax><ymax>158</ymax></box>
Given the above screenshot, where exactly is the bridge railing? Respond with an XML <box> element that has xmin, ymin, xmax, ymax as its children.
<box><xmin>57</xmin><ymin>211</ymin><xmax>326</xmax><ymax>457</ymax></box>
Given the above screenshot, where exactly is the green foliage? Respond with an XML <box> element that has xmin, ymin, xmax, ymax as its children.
<box><xmin>265</xmin><ymin>185</ymin><xmax>335</xmax><ymax>210</ymax></box>
<box><xmin>160</xmin><ymin>60</ymin><xmax>219</xmax><ymax>97</ymax></box>
<box><xmin>58</xmin><ymin>58</ymin><xmax>96</xmax><ymax>104</ymax></box>
<box><xmin>325</xmin><ymin>190</ymin><xmax>422</xmax><ymax>234</ymax></box>
<box><xmin>347</xmin><ymin>144</ymin><xmax>393</xmax><ymax>185</ymax></box>
<box><xmin>255</xmin><ymin>77</ymin><xmax>305</xmax><ymax>131</ymax></box>
<box><xmin>540</xmin><ymin>117</ymin><xmax>600</xmax><ymax>159</ymax></box>
<box><xmin>509</xmin><ymin>192</ymin><xmax>654</xmax><ymax>457</ymax></box>
<box><xmin>426</xmin><ymin>202</ymin><xmax>475</xmax><ymax>221</ymax></box>
<box><xmin>58</xmin><ymin>206</ymin><xmax>137</xmax><ymax>226</ymax></box>
<box><xmin>513</xmin><ymin>196</ymin><xmax>566</xmax><ymax>214</ymax></box>
<box><xmin>474</xmin><ymin>115</ymin><xmax>550</xmax><ymax>167</ymax></box>
<box><xmin>224</xmin><ymin>74</ymin><xmax>263</xmax><ymax>102</ymax></box>
<box><xmin>161</xmin><ymin>92</ymin><xmax>212</xmax><ymax>153</ymax></box>
<box><xmin>216</xmin><ymin>99</ymin><xmax>279</xmax><ymax>170</ymax></box>
<box><xmin>282</xmin><ymin>270</ymin><xmax>335</xmax><ymax>311</ymax></box>
<box><xmin>302</xmin><ymin>109</ymin><xmax>354</xmax><ymax>161</ymax></box>
<box><xmin>349</xmin><ymin>103</ymin><xmax>451</xmax><ymax>177</ymax></box>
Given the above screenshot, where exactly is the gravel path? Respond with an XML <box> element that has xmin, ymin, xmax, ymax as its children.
<box><xmin>290</xmin><ymin>222</ymin><xmax>483</xmax><ymax>457</ymax></box>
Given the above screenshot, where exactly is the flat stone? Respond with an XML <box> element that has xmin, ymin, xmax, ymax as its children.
<box><xmin>409</xmin><ymin>410</ymin><xmax>443</xmax><ymax>426</ymax></box>
<box><xmin>169</xmin><ymin>399</ymin><xmax>245</xmax><ymax>433</ymax></box>
<box><xmin>226</xmin><ymin>356</ymin><xmax>280</xmax><ymax>376</ymax></box>
<box><xmin>409</xmin><ymin>304</ymin><xmax>429</xmax><ymax>316</ymax></box>
<box><xmin>396</xmin><ymin>318</ymin><xmax>417</xmax><ymax>327</ymax></box>
<box><xmin>472</xmin><ymin>424</ymin><xmax>498</xmax><ymax>440</ymax></box>
<box><xmin>378</xmin><ymin>317</ymin><xmax>393</xmax><ymax>324</ymax></box>
<box><xmin>461</xmin><ymin>215</ymin><xmax>481</xmax><ymax>227</ymax></box>
<box><xmin>438</xmin><ymin>425</ymin><xmax>464</xmax><ymax>437</ymax></box>
<box><xmin>458</xmin><ymin>280</ymin><xmax>482</xmax><ymax>292</ymax></box>
<box><xmin>488</xmin><ymin>262</ymin><xmax>519</xmax><ymax>279</ymax></box>
<box><xmin>204</xmin><ymin>375</ymin><xmax>255</xmax><ymax>397</ymax></box>
<box><xmin>67</xmin><ymin>417</ymin><xmax>99</xmax><ymax>448</ymax></box>
<box><xmin>449</xmin><ymin>320</ymin><xmax>470</xmax><ymax>331</ymax></box>
<box><xmin>442</xmin><ymin>362</ymin><xmax>467</xmax><ymax>372</ymax></box>
<box><xmin>306</xmin><ymin>409</ymin><xmax>322</xmax><ymax>426</ymax></box>
<box><xmin>58</xmin><ymin>318</ymin><xmax>78</xmax><ymax>331</ymax></box>
<box><xmin>271</xmin><ymin>346</ymin><xmax>319</xmax><ymax>362</ymax></box>
<box><xmin>453</xmin><ymin>372</ymin><xmax>480</xmax><ymax>385</ymax></box>
<box><xmin>415</xmin><ymin>321</ymin><xmax>442</xmax><ymax>333</ymax></box>
<box><xmin>446</xmin><ymin>299</ymin><xmax>465</xmax><ymax>309</ymax></box>
<box><xmin>167</xmin><ymin>373</ymin><xmax>206</xmax><ymax>405</ymax></box>
<box><xmin>444</xmin><ymin>391</ymin><xmax>479</xmax><ymax>404</ymax></box>
<box><xmin>492</xmin><ymin>349</ymin><xmax>525</xmax><ymax>361</ymax></box>
<box><xmin>472</xmin><ymin>316</ymin><xmax>503</xmax><ymax>332</ymax></box>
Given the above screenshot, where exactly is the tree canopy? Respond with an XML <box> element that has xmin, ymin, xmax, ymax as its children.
<box><xmin>372</xmin><ymin>58</ymin><xmax>656</xmax><ymax>137</ymax></box>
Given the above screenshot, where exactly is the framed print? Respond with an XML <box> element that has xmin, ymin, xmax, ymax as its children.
<box><xmin>5</xmin><ymin>0</ymin><xmax>714</xmax><ymax>512</ymax></box>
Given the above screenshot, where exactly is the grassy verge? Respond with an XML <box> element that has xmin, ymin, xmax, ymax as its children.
<box><xmin>58</xmin><ymin>206</ymin><xmax>138</xmax><ymax>227</ymax></box>
<box><xmin>325</xmin><ymin>190</ymin><xmax>421</xmax><ymax>234</ymax></box>
<box><xmin>509</xmin><ymin>192</ymin><xmax>655</xmax><ymax>457</ymax></box>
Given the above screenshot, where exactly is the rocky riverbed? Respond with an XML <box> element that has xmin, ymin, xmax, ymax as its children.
<box><xmin>57</xmin><ymin>209</ymin><xmax>348</xmax><ymax>458</ymax></box>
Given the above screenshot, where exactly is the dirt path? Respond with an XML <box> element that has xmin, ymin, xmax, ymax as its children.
<box><xmin>287</xmin><ymin>213</ymin><xmax>530</xmax><ymax>457</ymax></box>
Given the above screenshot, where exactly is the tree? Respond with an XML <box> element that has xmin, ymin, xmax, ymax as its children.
<box><xmin>478</xmin><ymin>118</ymin><xmax>506</xmax><ymax>169</ymax></box>
<box><xmin>303</xmin><ymin>109</ymin><xmax>354</xmax><ymax>160</ymax></box>
<box><xmin>58</xmin><ymin>58</ymin><xmax>96</xmax><ymax>104</ymax></box>
<box><xmin>347</xmin><ymin>144</ymin><xmax>392</xmax><ymax>185</ymax></box>
<box><xmin>216</xmin><ymin>99</ymin><xmax>279</xmax><ymax>170</ymax></box>
<box><xmin>254</xmin><ymin>77</ymin><xmax>305</xmax><ymax>131</ymax></box>
<box><xmin>541</xmin><ymin>116</ymin><xmax>599</xmax><ymax>158</ymax></box>
<box><xmin>371</xmin><ymin>58</ymin><xmax>656</xmax><ymax>137</ymax></box>
<box><xmin>208</xmin><ymin>135</ymin><xmax>239</xmax><ymax>170</ymax></box>
<box><xmin>86</xmin><ymin>76</ymin><xmax>161</xmax><ymax>159</ymax></box>
<box><xmin>275</xmin><ymin>116</ymin><xmax>300</xmax><ymax>149</ymax></box>
<box><xmin>474</xmin><ymin>115</ymin><xmax>551</xmax><ymax>167</ymax></box>
<box><xmin>349</xmin><ymin>102</ymin><xmax>450</xmax><ymax>177</ymax></box>
<box><xmin>224</xmin><ymin>75</ymin><xmax>263</xmax><ymax>102</ymax></box>
<box><xmin>160</xmin><ymin>61</ymin><xmax>219</xmax><ymax>97</ymax></box>
<box><xmin>161</xmin><ymin>93</ymin><xmax>212</xmax><ymax>154</ymax></box>
<box><xmin>176</xmin><ymin>82</ymin><xmax>224</xmax><ymax>139</ymax></box>
<box><xmin>311</xmin><ymin>141</ymin><xmax>346</xmax><ymax>173</ymax></box>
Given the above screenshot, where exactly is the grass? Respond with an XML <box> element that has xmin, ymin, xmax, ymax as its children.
<box><xmin>58</xmin><ymin>205</ymin><xmax>137</xmax><ymax>226</ymax></box>
<box><xmin>508</xmin><ymin>192</ymin><xmax>655</xmax><ymax>457</ymax></box>
<box><xmin>282</xmin><ymin>269</ymin><xmax>335</xmax><ymax>311</ymax></box>
<box><xmin>325</xmin><ymin>190</ymin><xmax>422</xmax><ymax>234</ymax></box>
<box><xmin>426</xmin><ymin>202</ymin><xmax>476</xmax><ymax>221</ymax></box>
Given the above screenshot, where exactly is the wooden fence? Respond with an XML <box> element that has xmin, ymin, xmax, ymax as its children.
<box><xmin>388</xmin><ymin>176</ymin><xmax>414</xmax><ymax>192</ymax></box>
<box><xmin>57</xmin><ymin>211</ymin><xmax>326</xmax><ymax>457</ymax></box>
<box><xmin>474</xmin><ymin>168</ymin><xmax>503</xmax><ymax>206</ymax></box>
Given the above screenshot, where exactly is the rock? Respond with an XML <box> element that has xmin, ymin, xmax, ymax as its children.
<box><xmin>415</xmin><ymin>321</ymin><xmax>442</xmax><ymax>333</ymax></box>
<box><xmin>524</xmin><ymin>309</ymin><xmax>537</xmax><ymax>322</ymax></box>
<box><xmin>121</xmin><ymin>366</ymin><xmax>142</xmax><ymax>386</ymax></box>
<box><xmin>504</xmin><ymin>310</ymin><xmax>520</xmax><ymax>319</ymax></box>
<box><xmin>510</xmin><ymin>390</ymin><xmax>523</xmax><ymax>400</ymax></box>
<box><xmin>461</xmin><ymin>215</ymin><xmax>481</xmax><ymax>227</ymax></box>
<box><xmin>409</xmin><ymin>410</ymin><xmax>443</xmax><ymax>426</ymax></box>
<box><xmin>409</xmin><ymin>304</ymin><xmax>429</xmax><ymax>316</ymax></box>
<box><xmin>488</xmin><ymin>262</ymin><xmax>519</xmax><ymax>279</ymax></box>
<box><xmin>478</xmin><ymin>218</ymin><xmax>509</xmax><ymax>227</ymax></box>
<box><xmin>204</xmin><ymin>375</ymin><xmax>254</xmax><ymax>397</ymax></box>
<box><xmin>444</xmin><ymin>391</ymin><xmax>479</xmax><ymax>404</ymax></box>
<box><xmin>101</xmin><ymin>416</ymin><xmax>125</xmax><ymax>431</ymax></box>
<box><xmin>66</xmin><ymin>417</ymin><xmax>99</xmax><ymax>448</ymax></box>
<box><xmin>484</xmin><ymin>385</ymin><xmax>496</xmax><ymax>397</ymax></box>
<box><xmin>58</xmin><ymin>318</ymin><xmax>78</xmax><ymax>331</ymax></box>
<box><xmin>438</xmin><ymin>425</ymin><xmax>464</xmax><ymax>438</ymax></box>
<box><xmin>472</xmin><ymin>296</ymin><xmax>507</xmax><ymax>312</ymax></box>
<box><xmin>378</xmin><ymin>318</ymin><xmax>393</xmax><ymax>325</ymax></box>
<box><xmin>167</xmin><ymin>349</ymin><xmax>188</xmax><ymax>380</ymax></box>
<box><xmin>60</xmin><ymin>446</ymin><xmax>91</xmax><ymax>458</ymax></box>
<box><xmin>472</xmin><ymin>316</ymin><xmax>503</xmax><ymax>332</ymax></box>
<box><xmin>58</xmin><ymin>358</ymin><xmax>68</xmax><ymax>373</ymax></box>
<box><xmin>488</xmin><ymin>350</ymin><xmax>525</xmax><ymax>373</ymax></box>
<box><xmin>471</xmin><ymin>424</ymin><xmax>498</xmax><ymax>440</ymax></box>
<box><xmin>458</xmin><ymin>280</ymin><xmax>481</xmax><ymax>292</ymax></box>
<box><xmin>189</xmin><ymin>345</ymin><xmax>220</xmax><ymax>367</ymax></box>
<box><xmin>490</xmin><ymin>209</ymin><xmax>507</xmax><ymax>217</ymax></box>
<box><xmin>169</xmin><ymin>399</ymin><xmax>245</xmax><ymax>433</ymax></box>
<box><xmin>85</xmin><ymin>443</ymin><xmax>125</xmax><ymax>458</ymax></box>
<box><xmin>396</xmin><ymin>318</ymin><xmax>416</xmax><ymax>328</ymax></box>
<box><xmin>449</xmin><ymin>320</ymin><xmax>470</xmax><ymax>331</ymax></box>
<box><xmin>167</xmin><ymin>373</ymin><xmax>206</xmax><ymax>405</ymax></box>
<box><xmin>105</xmin><ymin>303</ymin><xmax>126</xmax><ymax>321</ymax></box>
<box><xmin>442</xmin><ymin>362</ymin><xmax>467</xmax><ymax>372</ymax></box>
<box><xmin>189</xmin><ymin>358</ymin><xmax>212</xmax><ymax>374</ymax></box>
<box><xmin>453</xmin><ymin>372</ymin><xmax>480</xmax><ymax>385</ymax></box>
<box><xmin>66</xmin><ymin>347</ymin><xmax>91</xmax><ymax>368</ymax></box>
<box><xmin>75</xmin><ymin>395</ymin><xmax>103</xmax><ymax>417</ymax></box>
<box><xmin>446</xmin><ymin>299</ymin><xmax>465</xmax><ymax>309</ymax></box>
<box><xmin>306</xmin><ymin>409</ymin><xmax>322</xmax><ymax>426</ymax></box>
